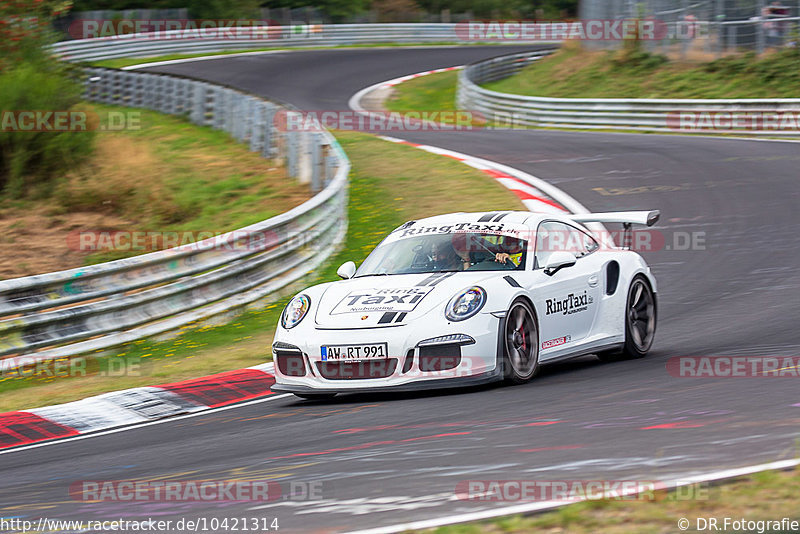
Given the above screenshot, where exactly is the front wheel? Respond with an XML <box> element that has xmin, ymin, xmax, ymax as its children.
<box><xmin>502</xmin><ymin>299</ymin><xmax>540</xmax><ymax>384</ymax></box>
<box><xmin>597</xmin><ymin>275</ymin><xmax>656</xmax><ymax>362</ymax></box>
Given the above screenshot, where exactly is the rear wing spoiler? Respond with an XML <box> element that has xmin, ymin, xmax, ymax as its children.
<box><xmin>569</xmin><ymin>210</ymin><xmax>660</xmax><ymax>227</ymax></box>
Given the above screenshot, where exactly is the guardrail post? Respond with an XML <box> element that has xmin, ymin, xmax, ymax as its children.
<box><xmin>756</xmin><ymin>12</ymin><xmax>765</xmax><ymax>54</ymax></box>
<box><xmin>232</xmin><ymin>94</ymin><xmax>246</xmax><ymax>142</ymax></box>
<box><xmin>190</xmin><ymin>83</ymin><xmax>207</xmax><ymax>125</ymax></box>
<box><xmin>287</xmin><ymin>130</ymin><xmax>298</xmax><ymax>178</ymax></box>
<box><xmin>248</xmin><ymin>99</ymin><xmax>263</xmax><ymax>152</ymax></box>
<box><xmin>173</xmin><ymin>78</ymin><xmax>186</xmax><ymax>115</ymax></box>
<box><xmin>212</xmin><ymin>88</ymin><xmax>226</xmax><ymax>130</ymax></box>
<box><xmin>727</xmin><ymin>24</ymin><xmax>736</xmax><ymax>51</ymax></box>
<box><xmin>261</xmin><ymin>103</ymin><xmax>276</xmax><ymax>159</ymax></box>
<box><xmin>310</xmin><ymin>133</ymin><xmax>322</xmax><ymax>193</ymax></box>
<box><xmin>83</xmin><ymin>69</ymin><xmax>100</xmax><ymax>101</ymax></box>
<box><xmin>131</xmin><ymin>72</ymin><xmax>144</xmax><ymax>108</ymax></box>
<box><xmin>324</xmin><ymin>143</ymin><xmax>335</xmax><ymax>186</ymax></box>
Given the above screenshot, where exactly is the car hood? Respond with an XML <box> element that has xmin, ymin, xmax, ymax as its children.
<box><xmin>313</xmin><ymin>272</ymin><xmax>497</xmax><ymax>329</ymax></box>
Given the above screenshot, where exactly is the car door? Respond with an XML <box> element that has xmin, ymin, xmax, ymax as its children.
<box><xmin>528</xmin><ymin>221</ymin><xmax>602</xmax><ymax>357</ymax></box>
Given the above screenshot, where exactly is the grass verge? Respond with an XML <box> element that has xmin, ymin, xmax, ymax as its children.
<box><xmin>386</xmin><ymin>70</ymin><xmax>460</xmax><ymax>115</ymax></box>
<box><xmin>421</xmin><ymin>466</ymin><xmax>800</xmax><ymax>533</ymax></box>
<box><xmin>0</xmin><ymin>130</ymin><xmax>524</xmax><ymax>412</ymax></box>
<box><xmin>484</xmin><ymin>45</ymin><xmax>800</xmax><ymax>99</ymax></box>
<box><xmin>0</xmin><ymin>103</ymin><xmax>306</xmax><ymax>278</ymax></box>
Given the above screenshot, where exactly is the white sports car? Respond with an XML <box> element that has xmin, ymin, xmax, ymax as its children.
<box><xmin>271</xmin><ymin>210</ymin><xmax>659</xmax><ymax>399</ymax></box>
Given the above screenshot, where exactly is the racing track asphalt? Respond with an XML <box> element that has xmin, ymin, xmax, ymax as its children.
<box><xmin>1</xmin><ymin>47</ymin><xmax>799</xmax><ymax>533</ymax></box>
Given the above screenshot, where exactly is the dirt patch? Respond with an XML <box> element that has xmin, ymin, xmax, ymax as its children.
<box><xmin>0</xmin><ymin>210</ymin><xmax>133</xmax><ymax>279</ymax></box>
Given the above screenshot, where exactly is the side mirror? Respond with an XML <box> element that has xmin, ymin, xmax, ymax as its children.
<box><xmin>337</xmin><ymin>261</ymin><xmax>356</xmax><ymax>279</ymax></box>
<box><xmin>543</xmin><ymin>251</ymin><xmax>577</xmax><ymax>276</ymax></box>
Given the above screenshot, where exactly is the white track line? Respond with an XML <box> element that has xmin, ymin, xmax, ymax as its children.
<box><xmin>345</xmin><ymin>458</ymin><xmax>800</xmax><ymax>534</ymax></box>
<box><xmin>347</xmin><ymin>74</ymin><xmax>800</xmax><ymax>533</ymax></box>
<box><xmin>0</xmin><ymin>392</ymin><xmax>291</xmax><ymax>456</ymax></box>
<box><xmin>349</xmin><ymin>72</ymin><xmax>592</xmax><ymax>217</ymax></box>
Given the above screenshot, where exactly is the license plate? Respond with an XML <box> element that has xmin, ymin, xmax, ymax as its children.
<box><xmin>321</xmin><ymin>343</ymin><xmax>388</xmax><ymax>361</ymax></box>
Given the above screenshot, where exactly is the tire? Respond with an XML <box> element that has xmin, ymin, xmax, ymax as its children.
<box><xmin>597</xmin><ymin>275</ymin><xmax>657</xmax><ymax>362</ymax></box>
<box><xmin>502</xmin><ymin>299</ymin><xmax>540</xmax><ymax>384</ymax></box>
<box><xmin>294</xmin><ymin>393</ymin><xmax>337</xmax><ymax>400</ymax></box>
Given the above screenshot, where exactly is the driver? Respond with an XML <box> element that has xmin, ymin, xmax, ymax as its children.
<box><xmin>450</xmin><ymin>233</ymin><xmax>524</xmax><ymax>268</ymax></box>
<box><xmin>431</xmin><ymin>240</ymin><xmax>467</xmax><ymax>271</ymax></box>
<box><xmin>492</xmin><ymin>235</ymin><xmax>525</xmax><ymax>267</ymax></box>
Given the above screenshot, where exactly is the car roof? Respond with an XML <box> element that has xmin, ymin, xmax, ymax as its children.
<box><xmin>405</xmin><ymin>211</ymin><xmax>557</xmax><ymax>228</ymax></box>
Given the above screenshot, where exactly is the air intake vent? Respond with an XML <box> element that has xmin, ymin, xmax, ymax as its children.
<box><xmin>316</xmin><ymin>359</ymin><xmax>398</xmax><ymax>380</ymax></box>
<box><xmin>402</xmin><ymin>349</ymin><xmax>415</xmax><ymax>373</ymax></box>
<box><xmin>606</xmin><ymin>261</ymin><xmax>620</xmax><ymax>295</ymax></box>
<box><xmin>276</xmin><ymin>352</ymin><xmax>306</xmax><ymax>377</ymax></box>
<box><xmin>419</xmin><ymin>344</ymin><xmax>461</xmax><ymax>371</ymax></box>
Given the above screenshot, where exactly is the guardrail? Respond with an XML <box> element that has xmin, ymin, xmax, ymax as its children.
<box><xmin>0</xmin><ymin>68</ymin><xmax>349</xmax><ymax>369</ymax></box>
<box><xmin>52</xmin><ymin>23</ymin><xmax>559</xmax><ymax>63</ymax></box>
<box><xmin>458</xmin><ymin>50</ymin><xmax>800</xmax><ymax>135</ymax></box>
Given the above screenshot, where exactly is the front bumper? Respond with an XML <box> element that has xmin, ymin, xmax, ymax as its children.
<box><xmin>271</xmin><ymin>369</ymin><xmax>502</xmax><ymax>395</ymax></box>
<box><xmin>272</xmin><ymin>313</ymin><xmax>502</xmax><ymax>393</ymax></box>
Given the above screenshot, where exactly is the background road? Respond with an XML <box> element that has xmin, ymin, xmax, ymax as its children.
<box><xmin>2</xmin><ymin>47</ymin><xmax>798</xmax><ymax>533</ymax></box>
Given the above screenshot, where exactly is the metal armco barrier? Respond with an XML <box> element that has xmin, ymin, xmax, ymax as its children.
<box><xmin>0</xmin><ymin>68</ymin><xmax>349</xmax><ymax>368</ymax></box>
<box><xmin>52</xmin><ymin>23</ymin><xmax>558</xmax><ymax>63</ymax></box>
<box><xmin>458</xmin><ymin>50</ymin><xmax>800</xmax><ymax>135</ymax></box>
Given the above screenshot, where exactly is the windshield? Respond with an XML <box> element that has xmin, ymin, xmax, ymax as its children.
<box><xmin>356</xmin><ymin>232</ymin><xmax>527</xmax><ymax>276</ymax></box>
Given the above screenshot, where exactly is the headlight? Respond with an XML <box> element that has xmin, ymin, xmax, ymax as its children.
<box><xmin>281</xmin><ymin>294</ymin><xmax>310</xmax><ymax>329</ymax></box>
<box><xmin>445</xmin><ymin>286</ymin><xmax>486</xmax><ymax>322</ymax></box>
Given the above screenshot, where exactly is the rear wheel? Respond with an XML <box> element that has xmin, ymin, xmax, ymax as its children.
<box><xmin>597</xmin><ymin>275</ymin><xmax>656</xmax><ymax>362</ymax></box>
<box><xmin>502</xmin><ymin>299</ymin><xmax>540</xmax><ymax>384</ymax></box>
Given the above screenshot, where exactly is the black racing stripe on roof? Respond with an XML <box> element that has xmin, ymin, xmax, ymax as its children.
<box><xmin>493</xmin><ymin>212</ymin><xmax>509</xmax><ymax>222</ymax></box>
<box><xmin>428</xmin><ymin>272</ymin><xmax>455</xmax><ymax>286</ymax></box>
<box><xmin>417</xmin><ymin>273</ymin><xmax>445</xmax><ymax>286</ymax></box>
<box><xmin>378</xmin><ymin>312</ymin><xmax>398</xmax><ymax>324</ymax></box>
<box><xmin>478</xmin><ymin>212</ymin><xmax>499</xmax><ymax>222</ymax></box>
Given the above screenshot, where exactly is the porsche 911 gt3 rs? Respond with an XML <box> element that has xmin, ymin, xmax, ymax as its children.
<box><xmin>271</xmin><ymin>210</ymin><xmax>659</xmax><ymax>399</ymax></box>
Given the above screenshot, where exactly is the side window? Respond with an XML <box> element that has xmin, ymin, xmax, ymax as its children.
<box><xmin>535</xmin><ymin>221</ymin><xmax>599</xmax><ymax>268</ymax></box>
<box><xmin>575</xmin><ymin>228</ymin><xmax>600</xmax><ymax>258</ymax></box>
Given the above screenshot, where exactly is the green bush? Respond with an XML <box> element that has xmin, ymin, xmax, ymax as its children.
<box><xmin>0</xmin><ymin>64</ymin><xmax>95</xmax><ymax>198</ymax></box>
<box><xmin>0</xmin><ymin>1</ymin><xmax>95</xmax><ymax>198</ymax></box>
